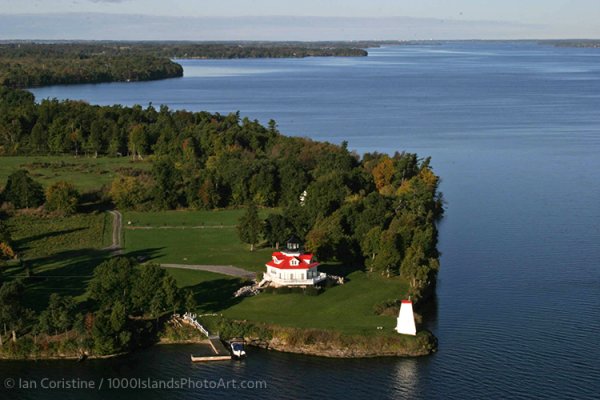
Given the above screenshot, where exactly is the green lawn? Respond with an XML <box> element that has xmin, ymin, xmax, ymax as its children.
<box><xmin>122</xmin><ymin>209</ymin><xmax>411</xmax><ymax>335</ymax></box>
<box><xmin>166</xmin><ymin>268</ymin><xmax>246</xmax><ymax>314</ymax></box>
<box><xmin>0</xmin><ymin>156</ymin><xmax>150</xmax><ymax>191</ymax></box>
<box><xmin>4</xmin><ymin>212</ymin><xmax>113</xmax><ymax>310</ymax></box>
<box><xmin>124</xmin><ymin>209</ymin><xmax>267</xmax><ymax>227</ymax></box>
<box><xmin>123</xmin><ymin>209</ymin><xmax>274</xmax><ymax>272</ymax></box>
<box><xmin>222</xmin><ymin>271</ymin><xmax>409</xmax><ymax>335</ymax></box>
<box><xmin>3</xmin><ymin>207</ymin><xmax>410</xmax><ymax>337</ymax></box>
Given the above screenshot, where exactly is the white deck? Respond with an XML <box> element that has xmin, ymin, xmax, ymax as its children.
<box><xmin>264</xmin><ymin>272</ymin><xmax>327</xmax><ymax>286</ymax></box>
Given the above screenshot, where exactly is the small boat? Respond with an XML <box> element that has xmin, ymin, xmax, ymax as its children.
<box><xmin>229</xmin><ymin>339</ymin><xmax>246</xmax><ymax>359</ymax></box>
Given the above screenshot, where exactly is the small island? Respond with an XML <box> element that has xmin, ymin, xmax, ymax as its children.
<box><xmin>0</xmin><ymin>43</ymin><xmax>443</xmax><ymax>360</ymax></box>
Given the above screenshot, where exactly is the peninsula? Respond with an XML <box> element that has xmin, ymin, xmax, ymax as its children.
<box><xmin>0</xmin><ymin>42</ymin><xmax>442</xmax><ymax>359</ymax></box>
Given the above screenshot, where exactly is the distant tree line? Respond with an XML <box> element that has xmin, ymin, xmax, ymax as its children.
<box><xmin>0</xmin><ymin>42</ymin><xmax>371</xmax><ymax>89</ymax></box>
<box><xmin>0</xmin><ymin>44</ymin><xmax>183</xmax><ymax>88</ymax></box>
<box><xmin>542</xmin><ymin>40</ymin><xmax>600</xmax><ymax>48</ymax></box>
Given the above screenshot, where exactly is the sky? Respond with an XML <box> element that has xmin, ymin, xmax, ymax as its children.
<box><xmin>1</xmin><ymin>0</ymin><xmax>599</xmax><ymax>40</ymax></box>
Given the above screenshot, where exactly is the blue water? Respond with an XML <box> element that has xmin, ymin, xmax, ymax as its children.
<box><xmin>11</xmin><ymin>42</ymin><xmax>600</xmax><ymax>399</ymax></box>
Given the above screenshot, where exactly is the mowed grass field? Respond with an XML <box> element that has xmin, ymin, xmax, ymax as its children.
<box><xmin>167</xmin><ymin>268</ymin><xmax>245</xmax><ymax>314</ymax></box>
<box><xmin>0</xmin><ymin>156</ymin><xmax>150</xmax><ymax>191</ymax></box>
<box><xmin>223</xmin><ymin>271</ymin><xmax>409</xmax><ymax>335</ymax></box>
<box><xmin>3</xmin><ymin>202</ymin><xmax>410</xmax><ymax>334</ymax></box>
<box><xmin>5</xmin><ymin>212</ymin><xmax>113</xmax><ymax>310</ymax></box>
<box><xmin>123</xmin><ymin>209</ymin><xmax>274</xmax><ymax>272</ymax></box>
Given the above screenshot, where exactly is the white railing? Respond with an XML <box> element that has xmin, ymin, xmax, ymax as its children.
<box><xmin>264</xmin><ymin>272</ymin><xmax>327</xmax><ymax>286</ymax></box>
<box><xmin>183</xmin><ymin>312</ymin><xmax>209</xmax><ymax>337</ymax></box>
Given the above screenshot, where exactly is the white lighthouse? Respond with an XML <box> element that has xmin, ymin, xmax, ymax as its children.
<box><xmin>395</xmin><ymin>300</ymin><xmax>416</xmax><ymax>336</ymax></box>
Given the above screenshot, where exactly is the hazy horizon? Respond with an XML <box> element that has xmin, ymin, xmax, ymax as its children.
<box><xmin>2</xmin><ymin>12</ymin><xmax>598</xmax><ymax>41</ymax></box>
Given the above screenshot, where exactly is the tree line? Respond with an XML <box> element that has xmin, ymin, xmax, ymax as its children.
<box><xmin>0</xmin><ymin>258</ymin><xmax>194</xmax><ymax>356</ymax></box>
<box><xmin>1</xmin><ymin>85</ymin><xmax>443</xmax><ymax>300</ymax></box>
<box><xmin>0</xmin><ymin>42</ymin><xmax>369</xmax><ymax>89</ymax></box>
<box><xmin>0</xmin><ymin>44</ymin><xmax>183</xmax><ymax>88</ymax></box>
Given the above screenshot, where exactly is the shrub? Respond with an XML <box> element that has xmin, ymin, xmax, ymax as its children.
<box><xmin>45</xmin><ymin>181</ymin><xmax>79</xmax><ymax>215</ymax></box>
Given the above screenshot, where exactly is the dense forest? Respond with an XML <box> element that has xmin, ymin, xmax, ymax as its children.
<box><xmin>0</xmin><ymin>42</ymin><xmax>369</xmax><ymax>88</ymax></box>
<box><xmin>0</xmin><ymin>86</ymin><xmax>443</xmax><ymax>302</ymax></box>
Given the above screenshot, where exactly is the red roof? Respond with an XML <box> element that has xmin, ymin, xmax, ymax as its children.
<box><xmin>401</xmin><ymin>300</ymin><xmax>413</xmax><ymax>304</ymax></box>
<box><xmin>266</xmin><ymin>252</ymin><xmax>319</xmax><ymax>270</ymax></box>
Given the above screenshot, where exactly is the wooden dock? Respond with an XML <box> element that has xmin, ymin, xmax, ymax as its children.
<box><xmin>190</xmin><ymin>355</ymin><xmax>231</xmax><ymax>362</ymax></box>
<box><xmin>191</xmin><ymin>337</ymin><xmax>231</xmax><ymax>362</ymax></box>
<box><xmin>178</xmin><ymin>312</ymin><xmax>231</xmax><ymax>362</ymax></box>
<box><xmin>208</xmin><ymin>335</ymin><xmax>230</xmax><ymax>356</ymax></box>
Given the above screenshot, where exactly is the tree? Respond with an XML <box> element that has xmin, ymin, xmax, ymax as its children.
<box><xmin>37</xmin><ymin>293</ymin><xmax>76</xmax><ymax>336</ymax></box>
<box><xmin>304</xmin><ymin>173</ymin><xmax>350</xmax><ymax>223</ymax></box>
<box><xmin>361</xmin><ymin>226</ymin><xmax>382</xmax><ymax>267</ymax></box>
<box><xmin>3</xmin><ymin>170</ymin><xmax>44</xmax><ymax>209</ymax></box>
<box><xmin>237</xmin><ymin>202</ymin><xmax>262</xmax><ymax>251</ymax></box>
<box><xmin>162</xmin><ymin>275</ymin><xmax>181</xmax><ymax>315</ymax></box>
<box><xmin>128</xmin><ymin>124</ymin><xmax>148</xmax><ymax>160</ymax></box>
<box><xmin>371</xmin><ymin>229</ymin><xmax>403</xmax><ymax>277</ymax></box>
<box><xmin>305</xmin><ymin>212</ymin><xmax>350</xmax><ymax>261</ymax></box>
<box><xmin>184</xmin><ymin>289</ymin><xmax>197</xmax><ymax>312</ymax></box>
<box><xmin>0</xmin><ymin>280</ymin><xmax>27</xmax><ymax>333</ymax></box>
<box><xmin>0</xmin><ymin>220</ymin><xmax>15</xmax><ymax>259</ymax></box>
<box><xmin>372</xmin><ymin>156</ymin><xmax>395</xmax><ymax>192</ymax></box>
<box><xmin>130</xmin><ymin>263</ymin><xmax>181</xmax><ymax>317</ymax></box>
<box><xmin>86</xmin><ymin>120</ymin><xmax>104</xmax><ymax>157</ymax></box>
<box><xmin>45</xmin><ymin>181</ymin><xmax>79</xmax><ymax>215</ymax></box>
<box><xmin>92</xmin><ymin>302</ymin><xmax>131</xmax><ymax>355</ymax></box>
<box><xmin>109</xmin><ymin>174</ymin><xmax>152</xmax><ymax>209</ymax></box>
<box><xmin>197</xmin><ymin>175</ymin><xmax>221</xmax><ymax>209</ymax></box>
<box><xmin>88</xmin><ymin>257</ymin><xmax>136</xmax><ymax>312</ymax></box>
<box><xmin>151</xmin><ymin>157</ymin><xmax>181</xmax><ymax>209</ymax></box>
<box><xmin>130</xmin><ymin>263</ymin><xmax>165</xmax><ymax>315</ymax></box>
<box><xmin>263</xmin><ymin>213</ymin><xmax>289</xmax><ymax>249</ymax></box>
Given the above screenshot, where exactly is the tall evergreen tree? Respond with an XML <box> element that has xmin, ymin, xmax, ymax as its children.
<box><xmin>3</xmin><ymin>170</ymin><xmax>44</xmax><ymax>209</ymax></box>
<box><xmin>237</xmin><ymin>202</ymin><xmax>262</xmax><ymax>251</ymax></box>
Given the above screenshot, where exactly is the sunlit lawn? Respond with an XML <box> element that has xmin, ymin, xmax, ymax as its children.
<box><xmin>0</xmin><ymin>155</ymin><xmax>149</xmax><ymax>191</ymax></box>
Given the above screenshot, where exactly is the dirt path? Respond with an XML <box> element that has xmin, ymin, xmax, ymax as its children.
<box><xmin>106</xmin><ymin>210</ymin><xmax>123</xmax><ymax>255</ymax></box>
<box><xmin>160</xmin><ymin>263</ymin><xmax>256</xmax><ymax>279</ymax></box>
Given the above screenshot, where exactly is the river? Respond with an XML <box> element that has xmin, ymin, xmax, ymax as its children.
<box><xmin>6</xmin><ymin>41</ymin><xmax>600</xmax><ymax>399</ymax></box>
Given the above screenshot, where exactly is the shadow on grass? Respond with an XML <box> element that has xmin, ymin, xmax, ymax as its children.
<box><xmin>14</xmin><ymin>227</ymin><xmax>88</xmax><ymax>252</ymax></box>
<box><xmin>6</xmin><ymin>247</ymin><xmax>165</xmax><ymax>312</ymax></box>
<box><xmin>78</xmin><ymin>190</ymin><xmax>114</xmax><ymax>214</ymax></box>
<box><xmin>123</xmin><ymin>247</ymin><xmax>167</xmax><ymax>263</ymax></box>
<box><xmin>319</xmin><ymin>263</ymin><xmax>364</xmax><ymax>278</ymax></box>
<box><xmin>187</xmin><ymin>278</ymin><xmax>246</xmax><ymax>313</ymax></box>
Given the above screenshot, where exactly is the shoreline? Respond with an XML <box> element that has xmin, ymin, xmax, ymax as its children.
<box><xmin>0</xmin><ymin>328</ymin><xmax>437</xmax><ymax>361</ymax></box>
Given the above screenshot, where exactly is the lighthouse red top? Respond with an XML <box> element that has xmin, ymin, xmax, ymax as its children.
<box><xmin>265</xmin><ymin>236</ymin><xmax>319</xmax><ymax>270</ymax></box>
<box><xmin>266</xmin><ymin>252</ymin><xmax>319</xmax><ymax>270</ymax></box>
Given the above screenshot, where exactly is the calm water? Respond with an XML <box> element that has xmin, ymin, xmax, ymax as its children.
<box><xmin>9</xmin><ymin>42</ymin><xmax>600</xmax><ymax>399</ymax></box>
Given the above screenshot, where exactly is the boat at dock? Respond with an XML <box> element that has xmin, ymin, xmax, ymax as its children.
<box><xmin>229</xmin><ymin>338</ymin><xmax>246</xmax><ymax>359</ymax></box>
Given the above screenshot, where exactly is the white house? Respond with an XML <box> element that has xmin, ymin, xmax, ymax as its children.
<box><xmin>263</xmin><ymin>236</ymin><xmax>326</xmax><ymax>287</ymax></box>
